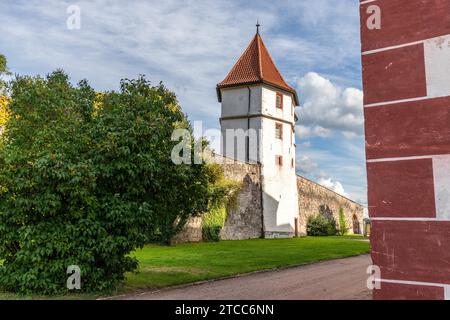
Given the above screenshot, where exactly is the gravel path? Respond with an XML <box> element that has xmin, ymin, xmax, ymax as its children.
<box><xmin>114</xmin><ymin>254</ymin><xmax>373</xmax><ymax>300</ymax></box>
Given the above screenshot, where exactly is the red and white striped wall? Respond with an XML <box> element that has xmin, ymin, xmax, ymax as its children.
<box><xmin>360</xmin><ymin>0</ymin><xmax>450</xmax><ymax>300</ymax></box>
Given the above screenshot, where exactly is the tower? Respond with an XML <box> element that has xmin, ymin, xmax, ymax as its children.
<box><xmin>216</xmin><ymin>25</ymin><xmax>300</xmax><ymax>238</ymax></box>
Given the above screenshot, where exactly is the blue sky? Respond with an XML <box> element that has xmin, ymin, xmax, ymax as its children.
<box><xmin>0</xmin><ymin>0</ymin><xmax>367</xmax><ymax>204</ymax></box>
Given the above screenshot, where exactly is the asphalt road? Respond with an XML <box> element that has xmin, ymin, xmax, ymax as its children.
<box><xmin>116</xmin><ymin>254</ymin><xmax>373</xmax><ymax>300</ymax></box>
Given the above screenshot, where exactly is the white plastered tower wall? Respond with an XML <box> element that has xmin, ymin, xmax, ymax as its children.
<box><xmin>220</xmin><ymin>86</ymin><xmax>262</xmax><ymax>163</ymax></box>
<box><xmin>259</xmin><ymin>86</ymin><xmax>299</xmax><ymax>237</ymax></box>
<box><xmin>217</xmin><ymin>29</ymin><xmax>300</xmax><ymax>238</ymax></box>
<box><xmin>219</xmin><ymin>84</ymin><xmax>299</xmax><ymax>238</ymax></box>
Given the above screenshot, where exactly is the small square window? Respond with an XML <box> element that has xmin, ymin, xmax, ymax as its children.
<box><xmin>276</xmin><ymin>92</ymin><xmax>283</xmax><ymax>109</ymax></box>
<box><xmin>275</xmin><ymin>123</ymin><xmax>283</xmax><ymax>140</ymax></box>
<box><xmin>276</xmin><ymin>155</ymin><xmax>283</xmax><ymax>167</ymax></box>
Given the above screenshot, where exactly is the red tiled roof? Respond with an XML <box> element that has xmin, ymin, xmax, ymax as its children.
<box><xmin>217</xmin><ymin>33</ymin><xmax>299</xmax><ymax>105</ymax></box>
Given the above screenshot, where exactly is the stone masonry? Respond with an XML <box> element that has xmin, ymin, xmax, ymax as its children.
<box><xmin>297</xmin><ymin>175</ymin><xmax>364</xmax><ymax>236</ymax></box>
<box><xmin>219</xmin><ymin>159</ymin><xmax>263</xmax><ymax>240</ymax></box>
<box><xmin>173</xmin><ymin>157</ymin><xmax>364</xmax><ymax>243</ymax></box>
<box><xmin>171</xmin><ymin>216</ymin><xmax>203</xmax><ymax>244</ymax></box>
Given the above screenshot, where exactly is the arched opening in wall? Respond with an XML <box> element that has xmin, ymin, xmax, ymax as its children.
<box><xmin>352</xmin><ymin>215</ymin><xmax>361</xmax><ymax>235</ymax></box>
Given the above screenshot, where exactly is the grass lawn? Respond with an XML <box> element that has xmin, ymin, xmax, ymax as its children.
<box><xmin>121</xmin><ymin>236</ymin><xmax>370</xmax><ymax>294</ymax></box>
<box><xmin>0</xmin><ymin>236</ymin><xmax>370</xmax><ymax>299</ymax></box>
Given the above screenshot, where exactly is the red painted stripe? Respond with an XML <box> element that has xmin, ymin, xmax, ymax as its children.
<box><xmin>371</xmin><ymin>221</ymin><xmax>450</xmax><ymax>285</ymax></box>
<box><xmin>365</xmin><ymin>96</ymin><xmax>450</xmax><ymax>159</ymax></box>
<box><xmin>360</xmin><ymin>0</ymin><xmax>450</xmax><ymax>52</ymax></box>
<box><xmin>367</xmin><ymin>159</ymin><xmax>436</xmax><ymax>218</ymax></box>
<box><xmin>374</xmin><ymin>282</ymin><xmax>444</xmax><ymax>300</ymax></box>
<box><xmin>362</xmin><ymin>44</ymin><xmax>426</xmax><ymax>105</ymax></box>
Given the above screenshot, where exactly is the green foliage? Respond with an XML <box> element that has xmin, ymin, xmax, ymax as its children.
<box><xmin>0</xmin><ymin>96</ymin><xmax>9</xmax><ymax>132</ymax></box>
<box><xmin>202</xmin><ymin>226</ymin><xmax>222</xmax><ymax>242</ymax></box>
<box><xmin>338</xmin><ymin>208</ymin><xmax>348</xmax><ymax>236</ymax></box>
<box><xmin>307</xmin><ymin>214</ymin><xmax>337</xmax><ymax>236</ymax></box>
<box><xmin>202</xmin><ymin>207</ymin><xmax>227</xmax><ymax>242</ymax></box>
<box><xmin>200</xmin><ymin>163</ymin><xmax>241</xmax><ymax>242</ymax></box>
<box><xmin>204</xmin><ymin>163</ymin><xmax>242</xmax><ymax>211</ymax></box>
<box><xmin>0</xmin><ymin>54</ymin><xmax>8</xmax><ymax>75</ymax></box>
<box><xmin>0</xmin><ymin>71</ymin><xmax>214</xmax><ymax>295</ymax></box>
<box><xmin>0</xmin><ymin>54</ymin><xmax>11</xmax><ymax>95</ymax></box>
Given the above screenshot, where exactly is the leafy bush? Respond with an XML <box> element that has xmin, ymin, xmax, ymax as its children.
<box><xmin>307</xmin><ymin>214</ymin><xmax>337</xmax><ymax>236</ymax></box>
<box><xmin>202</xmin><ymin>207</ymin><xmax>227</xmax><ymax>242</ymax></box>
<box><xmin>204</xmin><ymin>163</ymin><xmax>242</xmax><ymax>211</ymax></box>
<box><xmin>0</xmin><ymin>71</ymin><xmax>215</xmax><ymax>294</ymax></box>
<box><xmin>338</xmin><ymin>208</ymin><xmax>348</xmax><ymax>236</ymax></box>
<box><xmin>202</xmin><ymin>225</ymin><xmax>223</xmax><ymax>242</ymax></box>
<box><xmin>200</xmin><ymin>163</ymin><xmax>241</xmax><ymax>242</ymax></box>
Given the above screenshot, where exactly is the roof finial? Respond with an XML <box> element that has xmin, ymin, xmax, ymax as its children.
<box><xmin>256</xmin><ymin>20</ymin><xmax>260</xmax><ymax>35</ymax></box>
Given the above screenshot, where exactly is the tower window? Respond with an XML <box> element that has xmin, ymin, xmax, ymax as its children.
<box><xmin>276</xmin><ymin>92</ymin><xmax>283</xmax><ymax>110</ymax></box>
<box><xmin>275</xmin><ymin>123</ymin><xmax>283</xmax><ymax>140</ymax></box>
<box><xmin>291</xmin><ymin>158</ymin><xmax>294</xmax><ymax>168</ymax></box>
<box><xmin>276</xmin><ymin>155</ymin><xmax>283</xmax><ymax>167</ymax></box>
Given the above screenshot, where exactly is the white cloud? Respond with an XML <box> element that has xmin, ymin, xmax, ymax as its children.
<box><xmin>318</xmin><ymin>178</ymin><xmax>348</xmax><ymax>197</ymax></box>
<box><xmin>299</xmin><ymin>140</ymin><xmax>311</xmax><ymax>148</ymax></box>
<box><xmin>312</xmin><ymin>126</ymin><xmax>331</xmax><ymax>138</ymax></box>
<box><xmin>0</xmin><ymin>0</ymin><xmax>366</xmax><ymax>205</ymax></box>
<box><xmin>0</xmin><ymin>1</ymin><xmax>361</xmax><ymax>125</ymax></box>
<box><xmin>342</xmin><ymin>131</ymin><xmax>359</xmax><ymax>139</ymax></box>
<box><xmin>296</xmin><ymin>72</ymin><xmax>364</xmax><ymax>139</ymax></box>
<box><xmin>295</xmin><ymin>142</ymin><xmax>366</xmax><ymax>204</ymax></box>
<box><xmin>296</xmin><ymin>125</ymin><xmax>331</xmax><ymax>139</ymax></box>
<box><xmin>297</xmin><ymin>125</ymin><xmax>311</xmax><ymax>138</ymax></box>
<box><xmin>0</xmin><ymin>0</ymin><xmax>278</xmax><ymax>124</ymax></box>
<box><xmin>296</xmin><ymin>156</ymin><xmax>318</xmax><ymax>174</ymax></box>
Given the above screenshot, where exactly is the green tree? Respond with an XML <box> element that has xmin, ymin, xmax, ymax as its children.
<box><xmin>0</xmin><ymin>54</ymin><xmax>11</xmax><ymax>95</ymax></box>
<box><xmin>0</xmin><ymin>54</ymin><xmax>8</xmax><ymax>74</ymax></box>
<box><xmin>338</xmin><ymin>208</ymin><xmax>348</xmax><ymax>236</ymax></box>
<box><xmin>0</xmin><ymin>96</ymin><xmax>8</xmax><ymax>133</ymax></box>
<box><xmin>0</xmin><ymin>71</ymin><xmax>216</xmax><ymax>294</ymax></box>
<box><xmin>0</xmin><ymin>54</ymin><xmax>10</xmax><ymax>149</ymax></box>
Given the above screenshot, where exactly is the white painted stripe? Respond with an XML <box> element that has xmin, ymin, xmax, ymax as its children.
<box><xmin>362</xmin><ymin>34</ymin><xmax>450</xmax><ymax>57</ymax></box>
<box><xmin>379</xmin><ymin>278</ymin><xmax>446</xmax><ymax>289</ymax></box>
<box><xmin>364</xmin><ymin>96</ymin><xmax>429</xmax><ymax>108</ymax></box>
<box><xmin>432</xmin><ymin>156</ymin><xmax>450</xmax><ymax>220</ymax></box>
<box><xmin>379</xmin><ymin>280</ymin><xmax>450</xmax><ymax>299</ymax></box>
<box><xmin>424</xmin><ymin>35</ymin><xmax>450</xmax><ymax>99</ymax></box>
<box><xmin>371</xmin><ymin>217</ymin><xmax>449</xmax><ymax>222</ymax></box>
<box><xmin>366</xmin><ymin>155</ymin><xmax>434</xmax><ymax>163</ymax></box>
<box><xmin>362</xmin><ymin>40</ymin><xmax>424</xmax><ymax>56</ymax></box>
<box><xmin>369</xmin><ymin>155</ymin><xmax>450</xmax><ymax>221</ymax></box>
<box><xmin>363</xmin><ymin>35</ymin><xmax>450</xmax><ymax>108</ymax></box>
<box><xmin>360</xmin><ymin>0</ymin><xmax>378</xmax><ymax>5</ymax></box>
<box><xmin>445</xmin><ymin>286</ymin><xmax>450</xmax><ymax>300</ymax></box>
